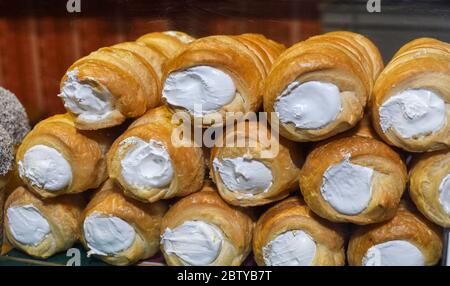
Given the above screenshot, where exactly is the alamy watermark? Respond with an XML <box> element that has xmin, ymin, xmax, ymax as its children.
<box><xmin>66</xmin><ymin>0</ymin><xmax>81</xmax><ymax>13</ymax></box>
<box><xmin>66</xmin><ymin>248</ymin><xmax>81</xmax><ymax>266</ymax></box>
<box><xmin>366</xmin><ymin>0</ymin><xmax>381</xmax><ymax>13</ymax></box>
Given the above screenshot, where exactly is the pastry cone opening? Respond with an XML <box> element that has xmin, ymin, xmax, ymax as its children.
<box><xmin>409</xmin><ymin>150</ymin><xmax>450</xmax><ymax>227</ymax></box>
<box><xmin>347</xmin><ymin>202</ymin><xmax>443</xmax><ymax>266</ymax></box>
<box><xmin>253</xmin><ymin>197</ymin><xmax>345</xmax><ymax>266</ymax></box>
<box><xmin>300</xmin><ymin>136</ymin><xmax>407</xmax><ymax>224</ymax></box>
<box><xmin>162</xmin><ymin>65</ymin><xmax>237</xmax><ymax>117</ymax></box>
<box><xmin>274</xmin><ymin>80</ymin><xmax>344</xmax><ymax>129</ymax></box>
<box><xmin>16</xmin><ymin>114</ymin><xmax>111</xmax><ymax>197</ymax></box>
<box><xmin>371</xmin><ymin>37</ymin><xmax>450</xmax><ymax>152</ymax></box>
<box><xmin>18</xmin><ymin>145</ymin><xmax>73</xmax><ymax>192</ymax></box>
<box><xmin>59</xmin><ymin>69</ymin><xmax>117</xmax><ymax>125</ymax></box>
<box><xmin>107</xmin><ymin>106</ymin><xmax>205</xmax><ymax>203</ymax></box>
<box><xmin>379</xmin><ymin>88</ymin><xmax>446</xmax><ymax>139</ymax></box>
<box><xmin>59</xmin><ymin>31</ymin><xmax>194</xmax><ymax>130</ymax></box>
<box><xmin>6</xmin><ymin>204</ymin><xmax>51</xmax><ymax>246</ymax></box>
<box><xmin>160</xmin><ymin>186</ymin><xmax>253</xmax><ymax>266</ymax></box>
<box><xmin>320</xmin><ymin>154</ymin><xmax>374</xmax><ymax>215</ymax></box>
<box><xmin>81</xmin><ymin>180</ymin><xmax>168</xmax><ymax>266</ymax></box>
<box><xmin>4</xmin><ymin>186</ymin><xmax>84</xmax><ymax>259</ymax></box>
<box><xmin>212</xmin><ymin>157</ymin><xmax>273</xmax><ymax>196</ymax></box>
<box><xmin>162</xmin><ymin>34</ymin><xmax>285</xmax><ymax>127</ymax></box>
<box><xmin>439</xmin><ymin>174</ymin><xmax>450</xmax><ymax>215</ymax></box>
<box><xmin>362</xmin><ymin>240</ymin><xmax>425</xmax><ymax>266</ymax></box>
<box><xmin>118</xmin><ymin>137</ymin><xmax>174</xmax><ymax>190</ymax></box>
<box><xmin>83</xmin><ymin>212</ymin><xmax>137</xmax><ymax>257</ymax></box>
<box><xmin>210</xmin><ymin>120</ymin><xmax>302</xmax><ymax>207</ymax></box>
<box><xmin>265</xmin><ymin>31</ymin><xmax>383</xmax><ymax>142</ymax></box>
<box><xmin>262</xmin><ymin>230</ymin><xmax>317</xmax><ymax>266</ymax></box>
<box><xmin>161</xmin><ymin>220</ymin><xmax>224</xmax><ymax>266</ymax></box>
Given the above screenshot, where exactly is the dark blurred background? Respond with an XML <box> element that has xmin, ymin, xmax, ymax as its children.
<box><xmin>0</xmin><ymin>0</ymin><xmax>449</xmax><ymax>123</ymax></box>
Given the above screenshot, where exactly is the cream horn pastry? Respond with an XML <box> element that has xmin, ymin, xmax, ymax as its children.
<box><xmin>300</xmin><ymin>136</ymin><xmax>407</xmax><ymax>225</ymax></box>
<box><xmin>160</xmin><ymin>184</ymin><xmax>253</xmax><ymax>266</ymax></box>
<box><xmin>16</xmin><ymin>113</ymin><xmax>115</xmax><ymax>198</ymax></box>
<box><xmin>107</xmin><ymin>106</ymin><xmax>205</xmax><ymax>203</ymax></box>
<box><xmin>161</xmin><ymin>34</ymin><xmax>285</xmax><ymax>127</ymax></box>
<box><xmin>210</xmin><ymin>120</ymin><xmax>303</xmax><ymax>207</ymax></box>
<box><xmin>253</xmin><ymin>197</ymin><xmax>345</xmax><ymax>266</ymax></box>
<box><xmin>409</xmin><ymin>149</ymin><xmax>450</xmax><ymax>227</ymax></box>
<box><xmin>59</xmin><ymin>31</ymin><xmax>194</xmax><ymax>130</ymax></box>
<box><xmin>81</xmin><ymin>180</ymin><xmax>168</xmax><ymax>266</ymax></box>
<box><xmin>264</xmin><ymin>31</ymin><xmax>383</xmax><ymax>142</ymax></box>
<box><xmin>371</xmin><ymin>38</ymin><xmax>450</xmax><ymax>152</ymax></box>
<box><xmin>4</xmin><ymin>186</ymin><xmax>84</xmax><ymax>259</ymax></box>
<box><xmin>348</xmin><ymin>202</ymin><xmax>442</xmax><ymax>266</ymax></box>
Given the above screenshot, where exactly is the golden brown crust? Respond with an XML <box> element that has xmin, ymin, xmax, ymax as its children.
<box><xmin>299</xmin><ymin>136</ymin><xmax>407</xmax><ymax>224</ymax></box>
<box><xmin>371</xmin><ymin>38</ymin><xmax>450</xmax><ymax>152</ymax></box>
<box><xmin>264</xmin><ymin>31</ymin><xmax>383</xmax><ymax>142</ymax></box>
<box><xmin>16</xmin><ymin>114</ymin><xmax>114</xmax><ymax>198</ymax></box>
<box><xmin>325</xmin><ymin>31</ymin><xmax>384</xmax><ymax>81</ymax></box>
<box><xmin>60</xmin><ymin>31</ymin><xmax>193</xmax><ymax>130</ymax></box>
<box><xmin>137</xmin><ymin>31</ymin><xmax>194</xmax><ymax>59</ymax></box>
<box><xmin>210</xmin><ymin>120</ymin><xmax>303</xmax><ymax>207</ymax></box>
<box><xmin>162</xmin><ymin>34</ymin><xmax>285</xmax><ymax>127</ymax></box>
<box><xmin>160</xmin><ymin>184</ymin><xmax>253</xmax><ymax>266</ymax></box>
<box><xmin>409</xmin><ymin>149</ymin><xmax>450</xmax><ymax>227</ymax></box>
<box><xmin>347</xmin><ymin>202</ymin><xmax>443</xmax><ymax>266</ymax></box>
<box><xmin>107</xmin><ymin>106</ymin><xmax>205</xmax><ymax>203</ymax></box>
<box><xmin>253</xmin><ymin>197</ymin><xmax>345</xmax><ymax>266</ymax></box>
<box><xmin>80</xmin><ymin>180</ymin><xmax>168</xmax><ymax>266</ymax></box>
<box><xmin>4</xmin><ymin>186</ymin><xmax>84</xmax><ymax>259</ymax></box>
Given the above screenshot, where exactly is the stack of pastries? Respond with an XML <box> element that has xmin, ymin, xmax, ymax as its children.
<box><xmin>1</xmin><ymin>30</ymin><xmax>449</xmax><ymax>267</ymax></box>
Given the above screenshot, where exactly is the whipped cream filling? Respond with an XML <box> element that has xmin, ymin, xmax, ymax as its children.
<box><xmin>161</xmin><ymin>220</ymin><xmax>224</xmax><ymax>266</ymax></box>
<box><xmin>120</xmin><ymin>137</ymin><xmax>174</xmax><ymax>189</ymax></box>
<box><xmin>162</xmin><ymin>66</ymin><xmax>236</xmax><ymax>116</ymax></box>
<box><xmin>263</xmin><ymin>230</ymin><xmax>317</xmax><ymax>266</ymax></box>
<box><xmin>58</xmin><ymin>69</ymin><xmax>114</xmax><ymax>122</ymax></box>
<box><xmin>321</xmin><ymin>155</ymin><xmax>374</xmax><ymax>215</ymax></box>
<box><xmin>362</xmin><ymin>240</ymin><xmax>425</xmax><ymax>266</ymax></box>
<box><xmin>18</xmin><ymin>145</ymin><xmax>72</xmax><ymax>191</ymax></box>
<box><xmin>7</xmin><ymin>205</ymin><xmax>51</xmax><ymax>245</ymax></box>
<box><xmin>439</xmin><ymin>174</ymin><xmax>450</xmax><ymax>215</ymax></box>
<box><xmin>379</xmin><ymin>89</ymin><xmax>446</xmax><ymax>138</ymax></box>
<box><xmin>274</xmin><ymin>81</ymin><xmax>342</xmax><ymax>129</ymax></box>
<box><xmin>84</xmin><ymin>212</ymin><xmax>136</xmax><ymax>256</ymax></box>
<box><xmin>213</xmin><ymin>157</ymin><xmax>273</xmax><ymax>196</ymax></box>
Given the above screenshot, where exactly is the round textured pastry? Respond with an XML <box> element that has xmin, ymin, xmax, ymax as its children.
<box><xmin>264</xmin><ymin>31</ymin><xmax>383</xmax><ymax>142</ymax></box>
<box><xmin>347</xmin><ymin>202</ymin><xmax>442</xmax><ymax>266</ymax></box>
<box><xmin>371</xmin><ymin>38</ymin><xmax>450</xmax><ymax>152</ymax></box>
<box><xmin>409</xmin><ymin>149</ymin><xmax>450</xmax><ymax>227</ymax></box>
<box><xmin>0</xmin><ymin>125</ymin><xmax>14</xmax><ymax>188</ymax></box>
<box><xmin>0</xmin><ymin>87</ymin><xmax>30</xmax><ymax>145</ymax></box>
<box><xmin>160</xmin><ymin>184</ymin><xmax>254</xmax><ymax>266</ymax></box>
<box><xmin>253</xmin><ymin>197</ymin><xmax>346</xmax><ymax>266</ymax></box>
<box><xmin>299</xmin><ymin>135</ymin><xmax>407</xmax><ymax>225</ymax></box>
<box><xmin>4</xmin><ymin>186</ymin><xmax>84</xmax><ymax>259</ymax></box>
